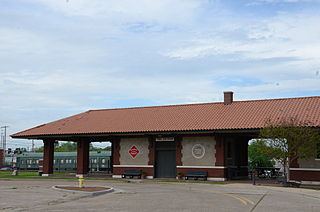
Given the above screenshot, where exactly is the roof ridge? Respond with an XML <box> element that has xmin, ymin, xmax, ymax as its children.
<box><xmin>88</xmin><ymin>101</ymin><xmax>223</xmax><ymax>112</ymax></box>
<box><xmin>89</xmin><ymin>96</ymin><xmax>320</xmax><ymax>112</ymax></box>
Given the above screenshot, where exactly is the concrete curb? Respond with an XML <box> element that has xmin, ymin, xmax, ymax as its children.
<box><xmin>52</xmin><ymin>185</ymin><xmax>114</xmax><ymax>196</ymax></box>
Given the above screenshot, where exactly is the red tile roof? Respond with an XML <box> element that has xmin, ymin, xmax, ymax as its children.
<box><xmin>11</xmin><ymin>96</ymin><xmax>320</xmax><ymax>138</ymax></box>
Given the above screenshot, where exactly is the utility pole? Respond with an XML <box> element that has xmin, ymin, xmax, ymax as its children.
<box><xmin>32</xmin><ymin>140</ymin><xmax>35</xmax><ymax>152</ymax></box>
<box><xmin>1</xmin><ymin>126</ymin><xmax>9</xmax><ymax>153</ymax></box>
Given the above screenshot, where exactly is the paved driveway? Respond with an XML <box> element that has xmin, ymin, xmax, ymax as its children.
<box><xmin>0</xmin><ymin>179</ymin><xmax>319</xmax><ymax>211</ymax></box>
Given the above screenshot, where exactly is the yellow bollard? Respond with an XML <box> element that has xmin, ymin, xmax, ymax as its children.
<box><xmin>78</xmin><ymin>175</ymin><xmax>84</xmax><ymax>188</ymax></box>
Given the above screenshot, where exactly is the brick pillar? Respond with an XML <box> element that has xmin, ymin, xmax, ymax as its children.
<box><xmin>176</xmin><ymin>136</ymin><xmax>182</xmax><ymax>166</ymax></box>
<box><xmin>77</xmin><ymin>140</ymin><xmax>90</xmax><ymax>175</ymax></box>
<box><xmin>0</xmin><ymin>149</ymin><xmax>4</xmax><ymax>168</ymax></box>
<box><xmin>111</xmin><ymin>138</ymin><xmax>121</xmax><ymax>176</ymax></box>
<box><xmin>43</xmin><ymin>139</ymin><xmax>54</xmax><ymax>175</ymax></box>
<box><xmin>215</xmin><ymin>135</ymin><xmax>225</xmax><ymax>166</ymax></box>
<box><xmin>148</xmin><ymin>136</ymin><xmax>155</xmax><ymax>165</ymax></box>
<box><xmin>112</xmin><ymin>138</ymin><xmax>120</xmax><ymax>166</ymax></box>
<box><xmin>238</xmin><ymin>137</ymin><xmax>249</xmax><ymax>177</ymax></box>
<box><xmin>241</xmin><ymin>137</ymin><xmax>249</xmax><ymax>167</ymax></box>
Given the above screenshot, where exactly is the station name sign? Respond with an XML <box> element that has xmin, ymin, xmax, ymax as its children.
<box><xmin>155</xmin><ymin>137</ymin><xmax>175</xmax><ymax>142</ymax></box>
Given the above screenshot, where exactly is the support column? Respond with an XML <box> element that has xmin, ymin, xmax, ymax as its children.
<box><xmin>237</xmin><ymin>136</ymin><xmax>249</xmax><ymax>177</ymax></box>
<box><xmin>215</xmin><ymin>134</ymin><xmax>226</xmax><ymax>180</ymax></box>
<box><xmin>43</xmin><ymin>139</ymin><xmax>54</xmax><ymax>175</ymax></box>
<box><xmin>215</xmin><ymin>135</ymin><xmax>225</xmax><ymax>167</ymax></box>
<box><xmin>77</xmin><ymin>140</ymin><xmax>90</xmax><ymax>175</ymax></box>
<box><xmin>112</xmin><ymin>138</ymin><xmax>120</xmax><ymax>166</ymax></box>
<box><xmin>147</xmin><ymin>136</ymin><xmax>155</xmax><ymax>178</ymax></box>
<box><xmin>111</xmin><ymin>138</ymin><xmax>121</xmax><ymax>177</ymax></box>
<box><xmin>0</xmin><ymin>149</ymin><xmax>4</xmax><ymax>168</ymax></box>
<box><xmin>175</xmin><ymin>136</ymin><xmax>182</xmax><ymax>166</ymax></box>
<box><xmin>148</xmin><ymin>136</ymin><xmax>155</xmax><ymax>166</ymax></box>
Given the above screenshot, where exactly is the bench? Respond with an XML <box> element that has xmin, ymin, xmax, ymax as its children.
<box><xmin>185</xmin><ymin>170</ymin><xmax>208</xmax><ymax>181</ymax></box>
<box><xmin>122</xmin><ymin>169</ymin><xmax>142</xmax><ymax>179</ymax></box>
<box><xmin>288</xmin><ymin>181</ymin><xmax>301</xmax><ymax>188</ymax></box>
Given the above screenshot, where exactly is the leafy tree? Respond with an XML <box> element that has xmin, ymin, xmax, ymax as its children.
<box><xmin>248</xmin><ymin>139</ymin><xmax>274</xmax><ymax>169</ymax></box>
<box><xmin>259</xmin><ymin>117</ymin><xmax>320</xmax><ymax>182</ymax></box>
<box><xmin>35</xmin><ymin>142</ymin><xmax>112</xmax><ymax>152</ymax></box>
<box><xmin>35</xmin><ymin>146</ymin><xmax>44</xmax><ymax>152</ymax></box>
<box><xmin>55</xmin><ymin>142</ymin><xmax>77</xmax><ymax>152</ymax></box>
<box><xmin>91</xmin><ymin>145</ymin><xmax>111</xmax><ymax>151</ymax></box>
<box><xmin>34</xmin><ymin>142</ymin><xmax>77</xmax><ymax>152</ymax></box>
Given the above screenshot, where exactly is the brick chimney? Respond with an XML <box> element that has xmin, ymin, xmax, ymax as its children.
<box><xmin>224</xmin><ymin>91</ymin><xmax>233</xmax><ymax>104</ymax></box>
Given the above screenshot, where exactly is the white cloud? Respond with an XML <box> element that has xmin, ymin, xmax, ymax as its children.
<box><xmin>236</xmin><ymin>78</ymin><xmax>320</xmax><ymax>93</ymax></box>
<box><xmin>229</xmin><ymin>77</ymin><xmax>320</xmax><ymax>102</ymax></box>
<box><xmin>164</xmin><ymin>13</ymin><xmax>320</xmax><ymax>64</ymax></box>
<box><xmin>0</xmin><ymin>28</ymin><xmax>47</xmax><ymax>55</ymax></box>
<box><xmin>34</xmin><ymin>0</ymin><xmax>204</xmax><ymax>24</ymax></box>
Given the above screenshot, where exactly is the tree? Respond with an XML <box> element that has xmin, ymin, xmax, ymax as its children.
<box><xmin>34</xmin><ymin>142</ymin><xmax>77</xmax><ymax>152</ymax></box>
<box><xmin>34</xmin><ymin>142</ymin><xmax>112</xmax><ymax>152</ymax></box>
<box><xmin>55</xmin><ymin>142</ymin><xmax>77</xmax><ymax>152</ymax></box>
<box><xmin>259</xmin><ymin>117</ymin><xmax>320</xmax><ymax>183</ymax></box>
<box><xmin>248</xmin><ymin>139</ymin><xmax>274</xmax><ymax>169</ymax></box>
<box><xmin>35</xmin><ymin>146</ymin><xmax>44</xmax><ymax>152</ymax></box>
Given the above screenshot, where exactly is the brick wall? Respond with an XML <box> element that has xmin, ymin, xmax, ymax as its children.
<box><xmin>290</xmin><ymin>170</ymin><xmax>320</xmax><ymax>182</ymax></box>
<box><xmin>0</xmin><ymin>149</ymin><xmax>4</xmax><ymax>168</ymax></box>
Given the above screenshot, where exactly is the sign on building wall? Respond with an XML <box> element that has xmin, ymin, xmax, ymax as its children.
<box><xmin>155</xmin><ymin>137</ymin><xmax>175</xmax><ymax>142</ymax></box>
<box><xmin>192</xmin><ymin>144</ymin><xmax>205</xmax><ymax>159</ymax></box>
<box><xmin>128</xmin><ymin>145</ymin><xmax>140</xmax><ymax>158</ymax></box>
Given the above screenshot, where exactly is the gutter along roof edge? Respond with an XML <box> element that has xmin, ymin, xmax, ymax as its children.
<box><xmin>11</xmin><ymin>128</ymin><xmax>261</xmax><ymax>139</ymax></box>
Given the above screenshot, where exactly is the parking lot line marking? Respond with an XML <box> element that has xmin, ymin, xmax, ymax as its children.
<box><xmin>162</xmin><ymin>184</ymin><xmax>255</xmax><ymax>206</ymax></box>
<box><xmin>238</xmin><ymin>196</ymin><xmax>255</xmax><ymax>205</ymax></box>
<box><xmin>191</xmin><ymin>188</ymin><xmax>254</xmax><ymax>206</ymax></box>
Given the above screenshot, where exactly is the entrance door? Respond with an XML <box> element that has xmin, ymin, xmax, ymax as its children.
<box><xmin>155</xmin><ymin>142</ymin><xmax>176</xmax><ymax>178</ymax></box>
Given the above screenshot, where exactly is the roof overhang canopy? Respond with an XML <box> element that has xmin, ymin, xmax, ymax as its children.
<box><xmin>11</xmin><ymin>96</ymin><xmax>320</xmax><ymax>140</ymax></box>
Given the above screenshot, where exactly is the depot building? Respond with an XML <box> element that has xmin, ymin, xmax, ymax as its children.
<box><xmin>11</xmin><ymin>92</ymin><xmax>320</xmax><ymax>182</ymax></box>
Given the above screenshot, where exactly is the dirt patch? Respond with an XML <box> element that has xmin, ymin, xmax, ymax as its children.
<box><xmin>55</xmin><ymin>186</ymin><xmax>110</xmax><ymax>192</ymax></box>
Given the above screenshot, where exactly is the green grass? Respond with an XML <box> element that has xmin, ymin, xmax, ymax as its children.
<box><xmin>0</xmin><ymin>171</ymin><xmax>75</xmax><ymax>179</ymax></box>
<box><xmin>0</xmin><ymin>171</ymin><xmax>228</xmax><ymax>184</ymax></box>
<box><xmin>0</xmin><ymin>171</ymin><xmax>38</xmax><ymax>177</ymax></box>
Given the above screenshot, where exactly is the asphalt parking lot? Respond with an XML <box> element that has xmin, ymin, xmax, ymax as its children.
<box><xmin>0</xmin><ymin>179</ymin><xmax>319</xmax><ymax>212</ymax></box>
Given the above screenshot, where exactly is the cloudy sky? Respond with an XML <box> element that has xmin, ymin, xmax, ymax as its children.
<box><xmin>1</xmin><ymin>0</ymin><xmax>320</xmax><ymax>149</ymax></box>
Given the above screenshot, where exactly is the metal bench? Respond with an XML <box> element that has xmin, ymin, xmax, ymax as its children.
<box><xmin>122</xmin><ymin>169</ymin><xmax>142</xmax><ymax>179</ymax></box>
<box><xmin>185</xmin><ymin>170</ymin><xmax>208</xmax><ymax>181</ymax></box>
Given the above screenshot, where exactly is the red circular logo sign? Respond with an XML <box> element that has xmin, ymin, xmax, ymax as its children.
<box><xmin>128</xmin><ymin>145</ymin><xmax>140</xmax><ymax>158</ymax></box>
